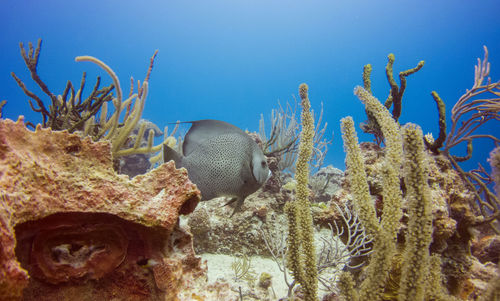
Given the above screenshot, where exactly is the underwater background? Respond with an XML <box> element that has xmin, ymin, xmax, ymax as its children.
<box><xmin>2</xmin><ymin>1</ymin><xmax>500</xmax><ymax>300</ymax></box>
<box><xmin>1</xmin><ymin>0</ymin><xmax>499</xmax><ymax>171</ymax></box>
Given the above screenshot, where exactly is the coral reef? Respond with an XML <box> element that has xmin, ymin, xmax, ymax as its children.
<box><xmin>327</xmin><ymin>47</ymin><xmax>500</xmax><ymax>300</ymax></box>
<box><xmin>180</xmin><ymin>81</ymin><xmax>496</xmax><ymax>300</ymax></box>
<box><xmin>184</xmin><ymin>128</ymin><xmax>496</xmax><ymax>300</ymax></box>
<box><xmin>6</xmin><ymin>40</ymin><xmax>497</xmax><ymax>300</ymax></box>
<box><xmin>336</xmin><ymin>84</ymin><xmax>499</xmax><ymax>300</ymax></box>
<box><xmin>334</xmin><ymin>135</ymin><xmax>499</xmax><ymax>299</ymax></box>
<box><xmin>0</xmin><ymin>117</ymin><xmax>235</xmax><ymax>300</ymax></box>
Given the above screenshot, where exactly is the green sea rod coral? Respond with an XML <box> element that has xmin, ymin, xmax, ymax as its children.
<box><xmin>399</xmin><ymin>123</ymin><xmax>433</xmax><ymax>301</ymax></box>
<box><xmin>354</xmin><ymin>86</ymin><xmax>403</xmax><ymax>242</ymax></box>
<box><xmin>424</xmin><ymin>91</ymin><xmax>447</xmax><ymax>153</ymax></box>
<box><xmin>385</xmin><ymin>54</ymin><xmax>425</xmax><ymax>122</ymax></box>
<box><xmin>339</xmin><ymin>88</ymin><xmax>454</xmax><ymax>301</ymax></box>
<box><xmin>340</xmin><ymin>116</ymin><xmax>379</xmax><ymax>238</ymax></box>
<box><xmin>360</xmin><ymin>54</ymin><xmax>424</xmax><ymax>144</ymax></box>
<box><xmin>339</xmin><ymin>87</ymin><xmax>404</xmax><ymax>301</ymax></box>
<box><xmin>285</xmin><ymin>83</ymin><xmax>317</xmax><ymax>301</ymax></box>
<box><xmin>340</xmin><ymin>116</ymin><xmax>396</xmax><ymax>300</ymax></box>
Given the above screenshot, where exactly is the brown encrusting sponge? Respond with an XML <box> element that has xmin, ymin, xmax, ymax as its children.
<box><xmin>0</xmin><ymin>117</ymin><xmax>208</xmax><ymax>300</ymax></box>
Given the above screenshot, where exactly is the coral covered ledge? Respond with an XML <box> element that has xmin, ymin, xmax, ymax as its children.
<box><xmin>0</xmin><ymin>116</ymin><xmax>221</xmax><ymax>300</ymax></box>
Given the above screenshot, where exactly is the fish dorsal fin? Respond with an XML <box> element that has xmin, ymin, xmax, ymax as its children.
<box><xmin>183</xmin><ymin>119</ymin><xmax>247</xmax><ymax>156</ymax></box>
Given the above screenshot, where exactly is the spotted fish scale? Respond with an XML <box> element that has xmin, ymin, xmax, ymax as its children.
<box><xmin>163</xmin><ymin>120</ymin><xmax>270</xmax><ymax>215</ymax></box>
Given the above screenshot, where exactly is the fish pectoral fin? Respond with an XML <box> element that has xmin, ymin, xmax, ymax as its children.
<box><xmin>163</xmin><ymin>144</ymin><xmax>182</xmax><ymax>167</ymax></box>
<box><xmin>221</xmin><ymin>197</ymin><xmax>239</xmax><ymax>207</ymax></box>
<box><xmin>220</xmin><ymin>197</ymin><xmax>243</xmax><ymax>217</ymax></box>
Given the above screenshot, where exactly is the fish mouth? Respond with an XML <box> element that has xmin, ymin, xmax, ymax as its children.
<box><xmin>255</xmin><ymin>169</ymin><xmax>272</xmax><ymax>185</ymax></box>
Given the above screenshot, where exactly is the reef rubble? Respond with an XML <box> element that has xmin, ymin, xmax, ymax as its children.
<box><xmin>0</xmin><ymin>117</ymin><xmax>234</xmax><ymax>301</ymax></box>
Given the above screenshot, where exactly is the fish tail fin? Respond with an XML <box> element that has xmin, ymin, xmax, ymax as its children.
<box><xmin>163</xmin><ymin>144</ymin><xmax>182</xmax><ymax>168</ymax></box>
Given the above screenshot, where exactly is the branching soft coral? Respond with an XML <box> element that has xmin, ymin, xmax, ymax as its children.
<box><xmin>360</xmin><ymin>54</ymin><xmax>424</xmax><ymax>145</ymax></box>
<box><xmin>11</xmin><ymin>39</ymin><xmax>172</xmax><ymax>165</ymax></box>
<box><xmin>11</xmin><ymin>39</ymin><xmax>114</xmax><ymax>131</ymax></box>
<box><xmin>425</xmin><ymin>46</ymin><xmax>500</xmax><ymax>231</ymax></box>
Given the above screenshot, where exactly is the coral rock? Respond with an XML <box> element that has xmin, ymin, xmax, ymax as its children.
<box><xmin>0</xmin><ymin>117</ymin><xmax>204</xmax><ymax>300</ymax></box>
<box><xmin>472</xmin><ymin>235</ymin><xmax>500</xmax><ymax>264</ymax></box>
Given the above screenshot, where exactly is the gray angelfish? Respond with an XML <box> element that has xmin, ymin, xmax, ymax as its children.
<box><xmin>163</xmin><ymin>119</ymin><xmax>271</xmax><ymax>216</ymax></box>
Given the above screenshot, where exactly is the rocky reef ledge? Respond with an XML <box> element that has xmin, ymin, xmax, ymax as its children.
<box><xmin>0</xmin><ymin>117</ymin><xmax>232</xmax><ymax>300</ymax></box>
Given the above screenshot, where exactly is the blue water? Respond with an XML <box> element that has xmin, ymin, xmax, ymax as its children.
<box><xmin>1</xmin><ymin>0</ymin><xmax>499</xmax><ymax>171</ymax></box>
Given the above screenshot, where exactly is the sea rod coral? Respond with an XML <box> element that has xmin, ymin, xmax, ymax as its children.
<box><xmin>285</xmin><ymin>83</ymin><xmax>318</xmax><ymax>301</ymax></box>
<box><xmin>338</xmin><ymin>87</ymin><xmax>456</xmax><ymax>301</ymax></box>
<box><xmin>360</xmin><ymin>54</ymin><xmax>424</xmax><ymax>144</ymax></box>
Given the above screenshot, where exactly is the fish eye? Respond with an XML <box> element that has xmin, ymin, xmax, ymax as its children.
<box><xmin>261</xmin><ymin>160</ymin><xmax>267</xmax><ymax>167</ymax></box>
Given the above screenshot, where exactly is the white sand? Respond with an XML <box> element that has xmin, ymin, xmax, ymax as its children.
<box><xmin>201</xmin><ymin>253</ymin><xmax>291</xmax><ymax>299</ymax></box>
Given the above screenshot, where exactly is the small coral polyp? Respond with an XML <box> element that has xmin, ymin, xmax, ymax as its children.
<box><xmin>16</xmin><ymin>213</ymin><xmax>129</xmax><ymax>284</ymax></box>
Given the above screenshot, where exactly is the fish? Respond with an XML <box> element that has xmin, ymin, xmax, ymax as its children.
<box><xmin>163</xmin><ymin>119</ymin><xmax>271</xmax><ymax>216</ymax></box>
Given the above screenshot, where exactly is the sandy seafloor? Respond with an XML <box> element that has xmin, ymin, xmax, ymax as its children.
<box><xmin>202</xmin><ymin>253</ymin><xmax>289</xmax><ymax>298</ymax></box>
